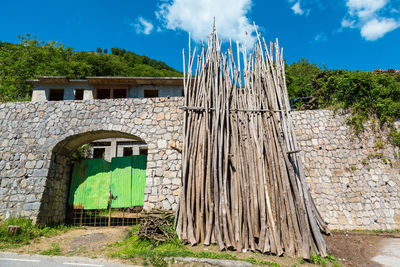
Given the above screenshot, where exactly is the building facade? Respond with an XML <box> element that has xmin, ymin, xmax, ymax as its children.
<box><xmin>28</xmin><ymin>76</ymin><xmax>184</xmax><ymax>102</ymax></box>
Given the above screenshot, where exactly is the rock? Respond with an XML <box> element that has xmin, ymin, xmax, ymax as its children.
<box><xmin>7</xmin><ymin>225</ymin><xmax>21</xmax><ymax>235</ymax></box>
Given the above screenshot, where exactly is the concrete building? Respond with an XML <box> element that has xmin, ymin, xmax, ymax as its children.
<box><xmin>89</xmin><ymin>138</ymin><xmax>148</xmax><ymax>162</ymax></box>
<box><xmin>28</xmin><ymin>76</ymin><xmax>184</xmax><ymax>102</ymax></box>
<box><xmin>27</xmin><ymin>76</ymin><xmax>181</xmax><ymax>162</ymax></box>
<box><xmin>27</xmin><ymin>76</ymin><xmax>182</xmax><ymax>161</ymax></box>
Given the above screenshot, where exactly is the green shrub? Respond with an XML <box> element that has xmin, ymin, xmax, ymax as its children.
<box><xmin>313</xmin><ymin>70</ymin><xmax>400</xmax><ymax>148</ymax></box>
<box><xmin>308</xmin><ymin>253</ymin><xmax>340</xmax><ymax>267</ymax></box>
<box><xmin>0</xmin><ymin>218</ymin><xmax>41</xmax><ymax>246</ymax></box>
<box><xmin>0</xmin><ymin>217</ymin><xmax>73</xmax><ymax>248</ymax></box>
<box><xmin>111</xmin><ymin>223</ymin><xmax>238</xmax><ymax>265</ymax></box>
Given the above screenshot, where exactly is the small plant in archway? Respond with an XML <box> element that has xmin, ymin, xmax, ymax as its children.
<box><xmin>71</xmin><ymin>144</ymin><xmax>93</xmax><ymax>161</ymax></box>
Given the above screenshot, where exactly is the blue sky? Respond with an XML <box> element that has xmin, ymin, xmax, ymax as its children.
<box><xmin>1</xmin><ymin>0</ymin><xmax>399</xmax><ymax>72</ymax></box>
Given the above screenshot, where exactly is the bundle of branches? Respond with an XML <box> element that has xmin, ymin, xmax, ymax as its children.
<box><xmin>176</xmin><ymin>25</ymin><xmax>330</xmax><ymax>259</ymax></box>
<box><xmin>137</xmin><ymin>209</ymin><xmax>174</xmax><ymax>242</ymax></box>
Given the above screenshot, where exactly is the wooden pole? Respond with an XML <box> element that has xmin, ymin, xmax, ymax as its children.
<box><xmin>177</xmin><ymin>24</ymin><xmax>329</xmax><ymax>258</ymax></box>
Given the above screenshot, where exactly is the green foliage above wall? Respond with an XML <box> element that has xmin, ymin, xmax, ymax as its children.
<box><xmin>285</xmin><ymin>59</ymin><xmax>400</xmax><ymax>147</ymax></box>
<box><xmin>285</xmin><ymin>58</ymin><xmax>325</xmax><ymax>99</ymax></box>
<box><xmin>0</xmin><ymin>34</ymin><xmax>182</xmax><ymax>102</ymax></box>
<box><xmin>314</xmin><ymin>70</ymin><xmax>400</xmax><ymax>127</ymax></box>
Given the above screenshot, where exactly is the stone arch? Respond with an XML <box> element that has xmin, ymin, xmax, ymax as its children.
<box><xmin>37</xmin><ymin>130</ymin><xmax>145</xmax><ymax>224</ymax></box>
<box><xmin>52</xmin><ymin>130</ymin><xmax>145</xmax><ymax>157</ymax></box>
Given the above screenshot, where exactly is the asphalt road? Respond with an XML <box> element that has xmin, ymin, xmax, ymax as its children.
<box><xmin>0</xmin><ymin>252</ymin><xmax>137</xmax><ymax>267</ymax></box>
<box><xmin>372</xmin><ymin>238</ymin><xmax>400</xmax><ymax>267</ymax></box>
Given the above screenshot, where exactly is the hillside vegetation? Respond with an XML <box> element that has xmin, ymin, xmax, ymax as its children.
<box><xmin>286</xmin><ymin>59</ymin><xmax>400</xmax><ymax>148</ymax></box>
<box><xmin>0</xmin><ymin>34</ymin><xmax>182</xmax><ymax>102</ymax></box>
<box><xmin>0</xmin><ymin>36</ymin><xmax>398</xmax><ymax>146</ymax></box>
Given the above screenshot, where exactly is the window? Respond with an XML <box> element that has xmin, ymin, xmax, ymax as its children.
<box><xmin>97</xmin><ymin>89</ymin><xmax>111</xmax><ymax>99</ymax></box>
<box><xmin>139</xmin><ymin>147</ymin><xmax>148</xmax><ymax>155</ymax></box>
<box><xmin>93</xmin><ymin>148</ymin><xmax>105</xmax><ymax>159</ymax></box>
<box><xmin>113</xmin><ymin>89</ymin><xmax>127</xmax><ymax>99</ymax></box>
<box><xmin>75</xmin><ymin>89</ymin><xmax>84</xmax><ymax>100</ymax></box>
<box><xmin>123</xmin><ymin>147</ymin><xmax>133</xmax><ymax>156</ymax></box>
<box><xmin>144</xmin><ymin>90</ymin><xmax>158</xmax><ymax>98</ymax></box>
<box><xmin>91</xmin><ymin>142</ymin><xmax>111</xmax><ymax>147</ymax></box>
<box><xmin>49</xmin><ymin>89</ymin><xmax>64</xmax><ymax>101</ymax></box>
<box><xmin>181</xmin><ymin>89</ymin><xmax>184</xmax><ymax>96</ymax></box>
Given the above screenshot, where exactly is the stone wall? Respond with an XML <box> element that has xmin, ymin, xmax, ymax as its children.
<box><xmin>0</xmin><ymin>98</ymin><xmax>399</xmax><ymax>229</ymax></box>
<box><xmin>0</xmin><ymin>98</ymin><xmax>183</xmax><ymax>224</ymax></box>
<box><xmin>293</xmin><ymin>109</ymin><xmax>400</xmax><ymax>230</ymax></box>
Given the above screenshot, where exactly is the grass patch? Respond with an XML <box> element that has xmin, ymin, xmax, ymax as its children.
<box><xmin>110</xmin><ymin>224</ymin><xmax>283</xmax><ymax>267</ymax></box>
<box><xmin>0</xmin><ymin>217</ymin><xmax>75</xmax><ymax>249</ymax></box>
<box><xmin>39</xmin><ymin>243</ymin><xmax>62</xmax><ymax>256</ymax></box>
<box><xmin>246</xmin><ymin>257</ymin><xmax>280</xmax><ymax>266</ymax></box>
<box><xmin>110</xmin><ymin>221</ymin><xmax>341</xmax><ymax>267</ymax></box>
<box><xmin>110</xmin><ymin>225</ymin><xmax>241</xmax><ymax>267</ymax></box>
<box><xmin>309</xmin><ymin>253</ymin><xmax>341</xmax><ymax>267</ymax></box>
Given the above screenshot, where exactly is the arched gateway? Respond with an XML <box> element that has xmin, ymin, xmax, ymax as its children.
<box><xmin>0</xmin><ymin>98</ymin><xmax>183</xmax><ymax>224</ymax></box>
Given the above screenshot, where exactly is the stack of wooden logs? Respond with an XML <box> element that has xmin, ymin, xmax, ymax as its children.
<box><xmin>176</xmin><ymin>26</ymin><xmax>330</xmax><ymax>259</ymax></box>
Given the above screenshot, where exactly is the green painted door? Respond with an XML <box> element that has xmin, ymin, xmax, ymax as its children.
<box><xmin>69</xmin><ymin>155</ymin><xmax>147</xmax><ymax>210</ymax></box>
<box><xmin>69</xmin><ymin>158</ymin><xmax>110</xmax><ymax>210</ymax></box>
<box><xmin>68</xmin><ymin>160</ymin><xmax>88</xmax><ymax>209</ymax></box>
<box><xmin>84</xmin><ymin>158</ymin><xmax>110</xmax><ymax>209</ymax></box>
<box><xmin>131</xmin><ymin>155</ymin><xmax>147</xmax><ymax>206</ymax></box>
<box><xmin>110</xmin><ymin>156</ymin><xmax>133</xmax><ymax>208</ymax></box>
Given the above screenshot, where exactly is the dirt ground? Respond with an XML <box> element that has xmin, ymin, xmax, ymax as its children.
<box><xmin>6</xmin><ymin>227</ymin><xmax>400</xmax><ymax>266</ymax></box>
<box><xmin>325</xmin><ymin>231</ymin><xmax>400</xmax><ymax>267</ymax></box>
<box><xmin>9</xmin><ymin>227</ymin><xmax>131</xmax><ymax>257</ymax></box>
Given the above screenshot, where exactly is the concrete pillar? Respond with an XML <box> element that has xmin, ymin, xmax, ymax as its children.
<box><xmin>133</xmin><ymin>145</ymin><xmax>140</xmax><ymax>155</ymax></box>
<box><xmin>83</xmin><ymin>89</ymin><xmax>93</xmax><ymax>100</ymax></box>
<box><xmin>110</xmin><ymin>139</ymin><xmax>117</xmax><ymax>159</ymax></box>
<box><xmin>32</xmin><ymin>89</ymin><xmax>47</xmax><ymax>102</ymax></box>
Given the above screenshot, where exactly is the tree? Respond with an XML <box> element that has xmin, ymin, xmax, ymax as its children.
<box><xmin>111</xmin><ymin>47</ymin><xmax>120</xmax><ymax>55</ymax></box>
<box><xmin>285</xmin><ymin>58</ymin><xmax>324</xmax><ymax>98</ymax></box>
<box><xmin>103</xmin><ymin>48</ymin><xmax>108</xmax><ymax>54</ymax></box>
<box><xmin>0</xmin><ymin>35</ymin><xmax>182</xmax><ymax>102</ymax></box>
<box><xmin>96</xmin><ymin>47</ymin><xmax>102</xmax><ymax>53</ymax></box>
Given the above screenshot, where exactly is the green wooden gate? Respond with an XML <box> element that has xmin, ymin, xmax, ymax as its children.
<box><xmin>68</xmin><ymin>155</ymin><xmax>147</xmax><ymax>210</ymax></box>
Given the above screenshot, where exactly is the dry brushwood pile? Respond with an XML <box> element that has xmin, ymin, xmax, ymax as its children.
<box><xmin>137</xmin><ymin>209</ymin><xmax>174</xmax><ymax>242</ymax></box>
<box><xmin>176</xmin><ymin>26</ymin><xmax>330</xmax><ymax>259</ymax></box>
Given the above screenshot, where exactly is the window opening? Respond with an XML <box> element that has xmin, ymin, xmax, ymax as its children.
<box><xmin>123</xmin><ymin>147</ymin><xmax>133</xmax><ymax>156</ymax></box>
<box><xmin>97</xmin><ymin>89</ymin><xmax>111</xmax><ymax>99</ymax></box>
<box><xmin>93</xmin><ymin>148</ymin><xmax>105</xmax><ymax>159</ymax></box>
<box><xmin>144</xmin><ymin>90</ymin><xmax>158</xmax><ymax>98</ymax></box>
<box><xmin>113</xmin><ymin>89</ymin><xmax>127</xmax><ymax>99</ymax></box>
<box><xmin>75</xmin><ymin>89</ymin><xmax>84</xmax><ymax>100</ymax></box>
<box><xmin>139</xmin><ymin>148</ymin><xmax>148</xmax><ymax>155</ymax></box>
<box><xmin>49</xmin><ymin>89</ymin><xmax>64</xmax><ymax>101</ymax></box>
<box><xmin>92</xmin><ymin>142</ymin><xmax>111</xmax><ymax>147</ymax></box>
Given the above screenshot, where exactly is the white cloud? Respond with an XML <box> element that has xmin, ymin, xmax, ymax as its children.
<box><xmin>313</xmin><ymin>32</ymin><xmax>327</xmax><ymax>42</ymax></box>
<box><xmin>133</xmin><ymin>17</ymin><xmax>154</xmax><ymax>35</ymax></box>
<box><xmin>346</xmin><ymin>0</ymin><xmax>388</xmax><ymax>19</ymax></box>
<box><xmin>287</xmin><ymin>0</ymin><xmax>315</xmax><ymax>16</ymax></box>
<box><xmin>156</xmin><ymin>0</ymin><xmax>257</xmax><ymax>47</ymax></box>
<box><xmin>341</xmin><ymin>19</ymin><xmax>357</xmax><ymax>28</ymax></box>
<box><xmin>361</xmin><ymin>17</ymin><xmax>400</xmax><ymax>40</ymax></box>
<box><xmin>342</xmin><ymin>0</ymin><xmax>400</xmax><ymax>41</ymax></box>
<box><xmin>291</xmin><ymin>1</ymin><xmax>304</xmax><ymax>15</ymax></box>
